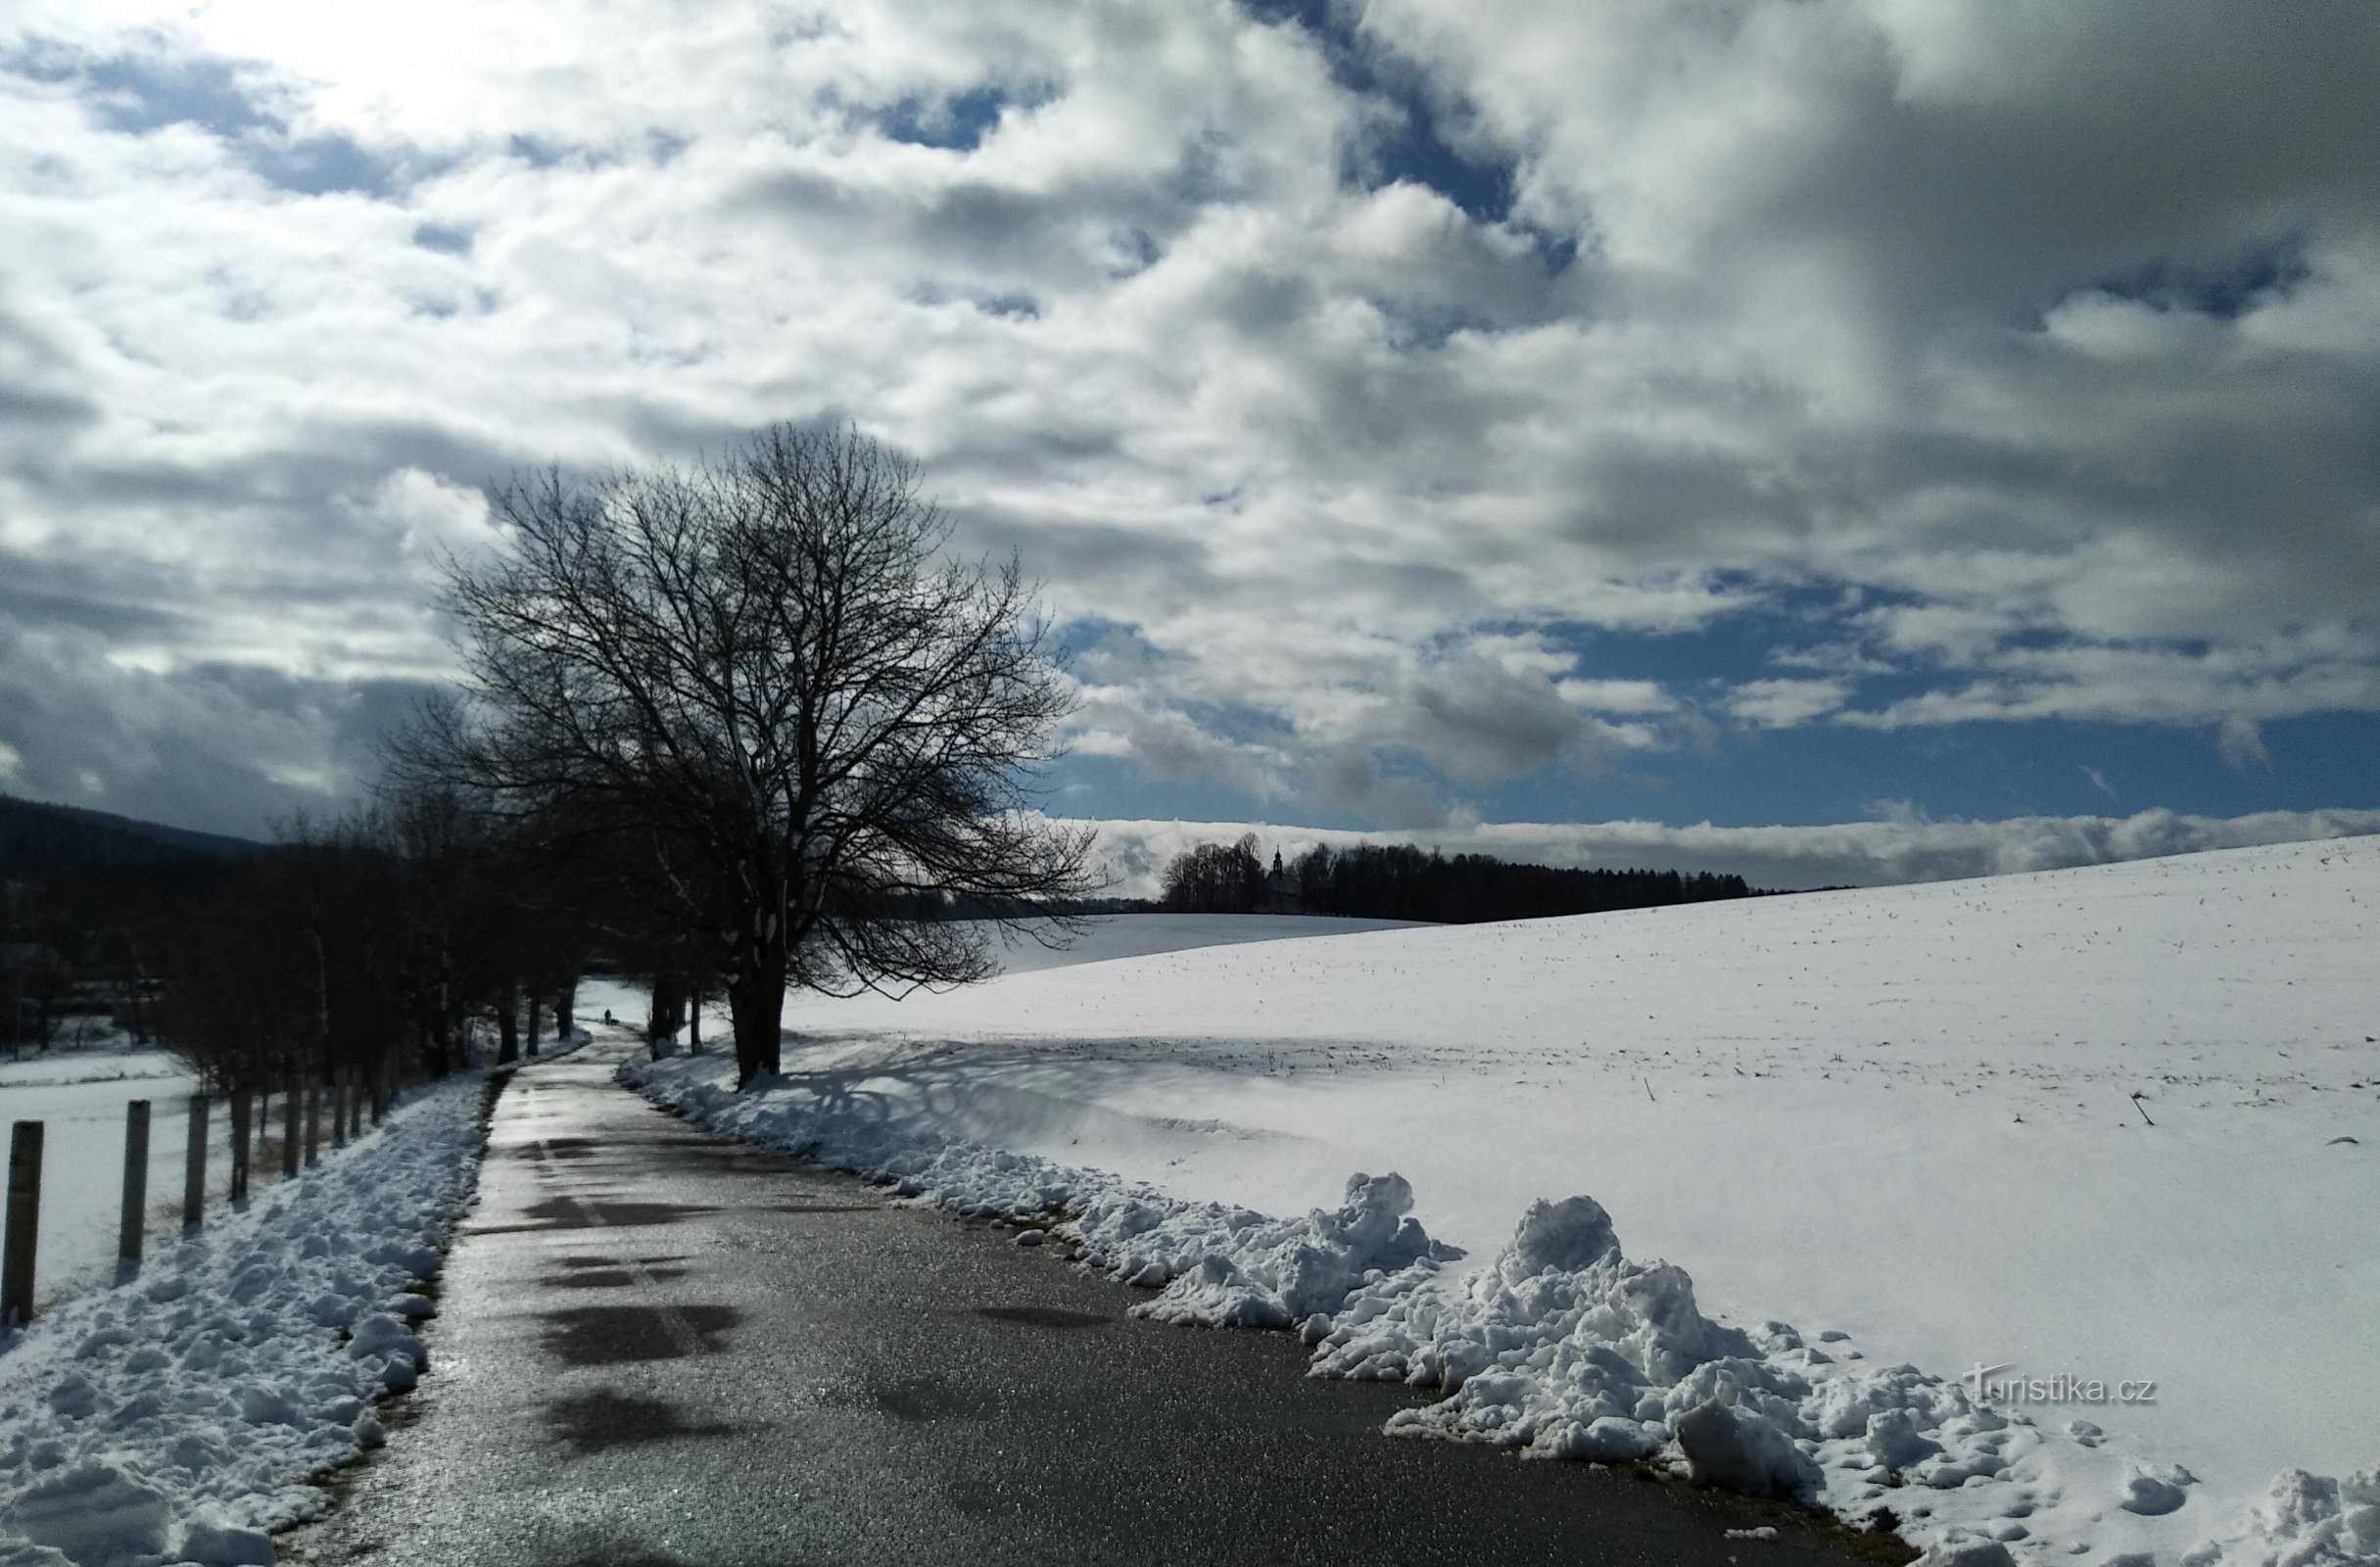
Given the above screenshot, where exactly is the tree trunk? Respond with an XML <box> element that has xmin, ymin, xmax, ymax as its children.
<box><xmin>525</xmin><ymin>993</ymin><xmax>543</xmax><ymax>1057</ymax></box>
<box><xmin>688</xmin><ymin>998</ymin><xmax>701</xmax><ymax>1053</ymax></box>
<box><xmin>496</xmin><ymin>982</ymin><xmax>520</xmax><ymax>1065</ymax></box>
<box><xmin>727</xmin><ymin>976</ymin><xmax>783</xmax><ymax>1087</ymax></box>
<box><xmin>727</xmin><ymin>946</ymin><xmax>785</xmax><ymax>1089</ymax></box>
<box><xmin>645</xmin><ymin>974</ymin><xmax>686</xmax><ymax>1057</ymax></box>
<box><xmin>555</xmin><ymin>980</ymin><xmax>575</xmax><ymax>1041</ymax></box>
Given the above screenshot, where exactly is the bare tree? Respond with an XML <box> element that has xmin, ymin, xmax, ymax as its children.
<box><xmin>401</xmin><ymin>424</ymin><xmax>1099</xmax><ymax>1087</ymax></box>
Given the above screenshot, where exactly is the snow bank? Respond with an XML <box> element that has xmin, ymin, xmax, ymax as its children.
<box><xmin>2178</xmin><ymin>1469</ymin><xmax>2380</xmax><ymax>1567</ymax></box>
<box><xmin>0</xmin><ymin>1066</ymin><xmax>507</xmax><ymax>1567</ymax></box>
<box><xmin>621</xmin><ymin>1054</ymin><xmax>1454</xmax><ymax>1332</ymax></box>
<box><xmin>624</xmin><ymin>1050</ymin><xmax>2379</xmax><ymax>1567</ymax></box>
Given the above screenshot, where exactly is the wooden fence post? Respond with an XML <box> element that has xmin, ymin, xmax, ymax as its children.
<box><xmin>119</xmin><ymin>1100</ymin><xmax>150</xmax><ymax>1269</ymax></box>
<box><xmin>3</xmin><ymin>1121</ymin><xmax>40</xmax><ymax>1327</ymax></box>
<box><xmin>182</xmin><ymin>1093</ymin><xmax>208</xmax><ymax>1229</ymax></box>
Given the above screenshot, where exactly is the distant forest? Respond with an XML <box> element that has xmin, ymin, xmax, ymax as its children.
<box><xmin>0</xmin><ymin>793</ymin><xmax>258</xmax><ymax>881</ymax></box>
<box><xmin>1159</xmin><ymin>833</ymin><xmax>1763</xmax><ymax>924</ymax></box>
<box><xmin>1</xmin><ymin>793</ymin><xmax>259</xmax><ymax>1057</ymax></box>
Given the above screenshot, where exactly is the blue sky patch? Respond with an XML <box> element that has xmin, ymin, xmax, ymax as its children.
<box><xmin>880</xmin><ymin>85</ymin><xmax>1021</xmax><ymax>153</ymax></box>
<box><xmin>1242</xmin><ymin>0</ymin><xmax>1516</xmax><ymax>223</ymax></box>
<box><xmin>2091</xmin><ymin>239</ymin><xmax>2311</xmax><ymax>319</ymax></box>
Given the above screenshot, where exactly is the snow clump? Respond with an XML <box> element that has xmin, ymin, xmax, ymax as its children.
<box><xmin>2179</xmin><ymin>1468</ymin><xmax>2380</xmax><ymax>1567</ymax></box>
<box><xmin>1095</xmin><ymin>1170</ymin><xmax>1452</xmax><ymax>1330</ymax></box>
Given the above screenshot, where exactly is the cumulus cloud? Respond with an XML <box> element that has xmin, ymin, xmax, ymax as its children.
<box><xmin>0</xmin><ymin>1</ymin><xmax>2375</xmax><ymax>832</ymax></box>
<box><xmin>1726</xmin><ymin>678</ymin><xmax>1848</xmax><ymax>729</ymax></box>
<box><xmin>2216</xmin><ymin>714</ymin><xmax>2270</xmax><ymax>771</ymax></box>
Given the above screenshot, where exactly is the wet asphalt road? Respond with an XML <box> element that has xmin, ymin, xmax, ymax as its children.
<box><xmin>281</xmin><ymin>1035</ymin><xmax>1871</xmax><ymax>1567</ymax></box>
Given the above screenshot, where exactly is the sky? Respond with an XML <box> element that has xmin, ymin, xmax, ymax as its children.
<box><xmin>3</xmin><ymin>0</ymin><xmax>2378</xmax><ymax>889</ymax></box>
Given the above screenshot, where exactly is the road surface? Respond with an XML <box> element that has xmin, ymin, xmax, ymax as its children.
<box><xmin>282</xmin><ymin>1036</ymin><xmax>1880</xmax><ymax>1567</ymax></box>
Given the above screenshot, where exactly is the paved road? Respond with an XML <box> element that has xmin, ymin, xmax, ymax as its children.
<box><xmin>282</xmin><ymin>1036</ymin><xmax>1874</xmax><ymax>1567</ymax></box>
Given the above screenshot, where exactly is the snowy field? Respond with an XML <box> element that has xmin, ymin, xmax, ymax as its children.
<box><xmin>966</xmin><ymin>911</ymin><xmax>1425</xmax><ymax>974</ymax></box>
<box><xmin>0</xmin><ymin>1052</ymin><xmax>248</xmax><ymax>1314</ymax></box>
<box><xmin>586</xmin><ymin>912</ymin><xmax>1425</xmax><ymax>1031</ymax></box>
<box><xmin>623</xmin><ymin>839</ymin><xmax>2380</xmax><ymax>1567</ymax></box>
<box><xmin>0</xmin><ymin>1054</ymin><xmax>536</xmax><ymax>1566</ymax></box>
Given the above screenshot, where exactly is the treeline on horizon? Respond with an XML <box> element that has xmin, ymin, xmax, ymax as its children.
<box><xmin>1158</xmin><ymin>833</ymin><xmax>1763</xmax><ymax>924</ymax></box>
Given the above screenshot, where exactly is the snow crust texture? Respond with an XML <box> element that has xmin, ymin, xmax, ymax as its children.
<box><xmin>0</xmin><ymin>1072</ymin><xmax>499</xmax><ymax>1567</ymax></box>
<box><xmin>626</xmin><ymin>1049</ymin><xmax>2379</xmax><ymax>1567</ymax></box>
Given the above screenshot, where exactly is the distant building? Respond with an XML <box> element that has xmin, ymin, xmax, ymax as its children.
<box><xmin>1258</xmin><ymin>850</ymin><xmax>1304</xmax><ymax>915</ymax></box>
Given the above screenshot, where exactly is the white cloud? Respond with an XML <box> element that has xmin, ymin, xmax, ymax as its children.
<box><xmin>1727</xmin><ymin>677</ymin><xmax>1848</xmax><ymax>729</ymax></box>
<box><xmin>1554</xmin><ymin>678</ymin><xmax>1673</xmax><ymax>714</ymax></box>
<box><xmin>0</xmin><ymin>1</ymin><xmax>2376</xmax><ymax>828</ymax></box>
<box><xmin>2217</xmin><ymin>713</ymin><xmax>2270</xmax><ymax>770</ymax></box>
<box><xmin>1836</xmin><ymin>633</ymin><xmax>2380</xmax><ymax>732</ymax></box>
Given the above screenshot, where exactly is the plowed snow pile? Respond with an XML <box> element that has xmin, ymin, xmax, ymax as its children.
<box><xmin>0</xmin><ymin>1071</ymin><xmax>504</xmax><ymax>1567</ymax></box>
<box><xmin>623</xmin><ymin>835</ymin><xmax>2380</xmax><ymax>1566</ymax></box>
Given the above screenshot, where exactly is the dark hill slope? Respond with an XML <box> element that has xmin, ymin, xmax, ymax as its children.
<box><xmin>0</xmin><ymin>793</ymin><xmax>260</xmax><ymax>880</ymax></box>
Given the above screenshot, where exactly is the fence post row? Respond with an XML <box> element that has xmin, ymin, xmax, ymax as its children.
<box><xmin>4</xmin><ymin>1121</ymin><xmax>41</xmax><ymax>1327</ymax></box>
<box><xmin>119</xmin><ymin>1100</ymin><xmax>150</xmax><ymax>1269</ymax></box>
<box><xmin>182</xmin><ymin>1093</ymin><xmax>208</xmax><ymax>1229</ymax></box>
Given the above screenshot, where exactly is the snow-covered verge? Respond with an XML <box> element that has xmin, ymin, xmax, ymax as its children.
<box><xmin>627</xmin><ymin>1053</ymin><xmax>2378</xmax><ymax>1567</ymax></box>
<box><xmin>633</xmin><ymin>1054</ymin><xmax>2380</xmax><ymax>1565</ymax></box>
<box><xmin>621</xmin><ymin>837</ymin><xmax>2380</xmax><ymax>1567</ymax></box>
<box><xmin>0</xmin><ymin>1063</ymin><xmax>520</xmax><ymax>1567</ymax></box>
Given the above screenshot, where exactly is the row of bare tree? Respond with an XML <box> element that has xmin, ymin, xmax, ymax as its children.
<box><xmin>387</xmin><ymin>423</ymin><xmax>1102</xmax><ymax>1087</ymax></box>
<box><xmin>139</xmin><ymin>425</ymin><xmax>1096</xmax><ymax>1095</ymax></box>
<box><xmin>154</xmin><ymin>786</ymin><xmax>585</xmax><ymax>1104</ymax></box>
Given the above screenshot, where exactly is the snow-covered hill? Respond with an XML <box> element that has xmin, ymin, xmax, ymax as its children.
<box><xmin>635</xmin><ymin>840</ymin><xmax>2379</xmax><ymax>1565</ymax></box>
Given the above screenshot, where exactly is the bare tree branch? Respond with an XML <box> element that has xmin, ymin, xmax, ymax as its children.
<box><xmin>392</xmin><ymin>425</ymin><xmax>1101</xmax><ymax>1086</ymax></box>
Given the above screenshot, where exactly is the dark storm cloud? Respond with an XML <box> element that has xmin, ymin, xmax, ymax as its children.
<box><xmin>0</xmin><ymin>551</ymin><xmax>204</xmax><ymax>642</ymax></box>
<box><xmin>1397</xmin><ymin>658</ymin><xmax>1594</xmax><ymax>783</ymax></box>
<box><xmin>0</xmin><ymin>613</ymin><xmax>436</xmax><ymax>835</ymax></box>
